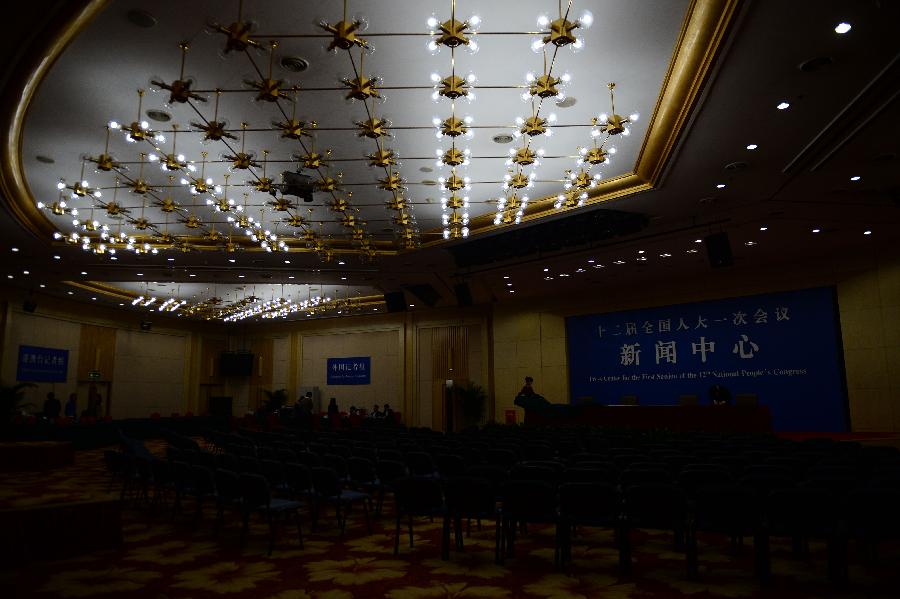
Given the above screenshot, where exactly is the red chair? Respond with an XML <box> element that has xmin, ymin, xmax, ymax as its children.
<box><xmin>393</xmin><ymin>412</ymin><xmax>403</xmax><ymax>425</ymax></box>
<box><xmin>150</xmin><ymin>412</ymin><xmax>161</xmax><ymax>419</ymax></box>
<box><xmin>171</xmin><ymin>412</ymin><xmax>181</xmax><ymax>418</ymax></box>
<box><xmin>185</xmin><ymin>411</ymin><xmax>194</xmax><ymax>418</ymax></box>
<box><xmin>103</xmin><ymin>415</ymin><xmax>112</xmax><ymax>422</ymax></box>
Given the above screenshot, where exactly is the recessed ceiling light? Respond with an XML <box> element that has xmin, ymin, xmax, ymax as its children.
<box><xmin>555</xmin><ymin>96</ymin><xmax>577</xmax><ymax>108</ymax></box>
<box><xmin>126</xmin><ymin>9</ymin><xmax>157</xmax><ymax>28</ymax></box>
<box><xmin>587</xmin><ymin>259</ymin><xmax>595</xmax><ymax>263</ymax></box>
<box><xmin>409</xmin><ymin>304</ymin><xmax>415</xmax><ymax>308</ymax></box>
<box><xmin>137</xmin><ymin>273</ymin><xmax>143</xmax><ymax>276</ymax></box>
<box><xmin>716</xmin><ymin>183</ymin><xmax>726</xmax><ymax>189</ymax></box>
<box><xmin>338</xmin><ymin>261</ymin><xmax>346</xmax><ymax>265</ymax></box>
<box><xmin>110</xmin><ymin>256</ymin><xmax>117</xmax><ymax>260</ymax></box>
<box><xmin>118</xmin><ymin>303</ymin><xmax>124</xmax><ymax>306</ymax></box>
<box><xmin>543</xmin><ymin>267</ymin><xmax>549</xmax><ymax>272</ymax></box>
<box><xmin>23</xmin><ymin>270</ymin><xmax>29</xmax><ymax>275</ymax></box>
<box><xmin>80</xmin><ymin>271</ymin><xmax>87</xmax><ymax>275</ymax></box>
<box><xmin>53</xmin><ymin>255</ymin><xmax>60</xmax><ymax>259</ymax></box>
<box><xmin>506</xmin><ymin>282</ymin><xmax>512</xmax><ymax>286</ymax></box>
<box><xmin>91</xmin><ymin>297</ymin><xmax>97</xmax><ymax>301</ymax></box>
<box><xmin>575</xmin><ymin>268</ymin><xmax>585</xmax><ymax>273</ymax></box>
<box><xmin>189</xmin><ymin>273</ymin><xmax>196</xmax><ymax>277</ymax></box>
<box><xmin>637</xmin><ymin>257</ymin><xmax>647</xmax><ymax>261</ymax></box>
<box><xmin>341</xmin><ymin>277</ymin><xmax>347</xmax><ymax>280</ymax></box>
<box><xmin>509</xmin><ymin>290</ymin><xmax>515</xmax><ymax>293</ymax></box>
<box><xmin>146</xmin><ymin>109</ymin><xmax>171</xmax><ymax>123</ymax></box>
<box><xmin>864</xmin><ymin>230</ymin><xmax>872</xmax><ymax>235</ymax></box>
<box><xmin>503</xmin><ymin>275</ymin><xmax>509</xmax><ymax>279</ymax></box>
<box><xmin>228</xmin><ymin>258</ymin><xmax>236</xmax><ymax>263</ymax></box>
<box><xmin>544</xmin><ymin>276</ymin><xmax>554</xmax><ymax>280</ymax></box>
<box><xmin>777</xmin><ymin>101</ymin><xmax>790</xmax><ymax>110</ymax></box>
<box><xmin>746</xmin><ymin>144</ymin><xmax>758</xmax><ymax>150</ymax></box>
<box><xmin>419</xmin><ymin>166</ymin><xmax>433</xmax><ymax>173</ymax></box>
<box><xmin>167</xmin><ymin>257</ymin><xmax>174</xmax><ymax>261</ymax></box>
<box><xmin>745</xmin><ymin>241</ymin><xmax>757</xmax><ymax>246</ymax></box>
<box><xmin>687</xmin><ymin>249</ymin><xmax>698</xmax><ymax>254</ymax></box>
<box><xmin>373</xmin><ymin>308</ymin><xmax>378</xmax><ymax>311</ymax></box>
<box><xmin>637</xmin><ymin>250</ymin><xmax>645</xmax><ymax>254</ymax></box>
<box><xmin>238</xmin><ymin>275</ymin><xmax>244</xmax><ymax>278</ymax></box>
<box><xmin>39</xmin><ymin>284</ymin><xmax>46</xmax><ymax>288</ymax></box>
<box><xmin>288</xmin><ymin>276</ymin><xmax>295</xmax><ymax>279</ymax></box>
<box><xmin>759</xmin><ymin>226</ymin><xmax>768</xmax><ymax>231</ymax></box>
<box><xmin>6</xmin><ymin>275</ymin><xmax>12</xmax><ymax>279</ymax></box>
<box><xmin>592</xmin><ymin>264</ymin><xmax>604</xmax><ymax>269</ymax></box>
<box><xmin>694</xmin><ymin>239</ymin><xmax>702</xmax><ymax>243</ymax></box>
<box><xmin>834</xmin><ymin>22</ymin><xmax>851</xmax><ymax>34</ymax></box>
<box><xmin>67</xmin><ymin>291</ymin><xmax>73</xmax><ymax>295</ymax></box>
<box><xmin>850</xmin><ymin>175</ymin><xmax>861</xmax><ymax>181</ymax></box>
<box><xmin>812</xmin><ymin>228</ymin><xmax>821</xmax><ymax>233</ymax></box>
<box><xmin>284</xmin><ymin>260</ymin><xmax>291</xmax><ymax>264</ymax></box>
<box><xmin>11</xmin><ymin>247</ymin><xmax>18</xmax><ymax>252</ymax></box>
<box><xmin>613</xmin><ymin>260</ymin><xmax>626</xmax><ymax>265</ymax></box>
<box><xmin>660</xmin><ymin>253</ymin><xmax>671</xmax><ymax>258</ymax></box>
<box><xmin>559</xmin><ymin>273</ymin><xmax>570</xmax><ymax>277</ymax></box>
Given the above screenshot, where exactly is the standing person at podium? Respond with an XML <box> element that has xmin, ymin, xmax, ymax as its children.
<box><xmin>518</xmin><ymin>376</ymin><xmax>535</xmax><ymax>397</ymax></box>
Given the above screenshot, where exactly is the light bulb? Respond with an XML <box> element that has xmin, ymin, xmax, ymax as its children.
<box><xmin>572</xmin><ymin>38</ymin><xmax>584</xmax><ymax>51</ymax></box>
<box><xmin>463</xmin><ymin>115</ymin><xmax>473</xmax><ymax>124</ymax></box>
<box><xmin>525</xmin><ymin>72</ymin><xmax>535</xmax><ymax>83</ymax></box>
<box><xmin>531</xmin><ymin>38</ymin><xmax>544</xmax><ymax>52</ymax></box>
<box><xmin>548</xmin><ymin>113</ymin><xmax>557</xmax><ymax>123</ymax></box>
<box><xmin>56</xmin><ymin>181</ymin><xmax>65</xmax><ymax>190</ymax></box>
<box><xmin>578</xmin><ymin>10</ymin><xmax>594</xmax><ymax>28</ymax></box>
<box><xmin>630</xmin><ymin>113</ymin><xmax>640</xmax><ymax>122</ymax></box>
<box><xmin>468</xmin><ymin>40</ymin><xmax>479</xmax><ymax>53</ymax></box>
<box><xmin>427</xmin><ymin>40</ymin><xmax>439</xmax><ymax>54</ymax></box>
<box><xmin>466</xmin><ymin>73</ymin><xmax>476</xmax><ymax>83</ymax></box>
<box><xmin>561</xmin><ymin>73</ymin><xmax>571</xmax><ymax>83</ymax></box>
<box><xmin>427</xmin><ymin>16</ymin><xmax>438</xmax><ymax>28</ymax></box>
<box><xmin>537</xmin><ymin>14</ymin><xmax>550</xmax><ymax>27</ymax></box>
<box><xmin>108</xmin><ymin>121</ymin><xmax>119</xmax><ymax>129</ymax></box>
<box><xmin>432</xmin><ymin>117</ymin><xmax>441</xmax><ymax>126</ymax></box>
<box><xmin>469</xmin><ymin>15</ymin><xmax>481</xmax><ymax>27</ymax></box>
<box><xmin>430</xmin><ymin>72</ymin><xmax>441</xmax><ymax>83</ymax></box>
<box><xmin>140</xmin><ymin>120</ymin><xmax>149</xmax><ymax>130</ymax></box>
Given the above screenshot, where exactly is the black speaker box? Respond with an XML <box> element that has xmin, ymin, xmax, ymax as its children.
<box><xmin>23</xmin><ymin>299</ymin><xmax>37</xmax><ymax>313</ymax></box>
<box><xmin>704</xmin><ymin>232</ymin><xmax>733</xmax><ymax>268</ymax></box>
<box><xmin>140</xmin><ymin>320</ymin><xmax>153</xmax><ymax>331</ymax></box>
<box><xmin>454</xmin><ymin>282</ymin><xmax>473</xmax><ymax>306</ymax></box>
<box><xmin>405</xmin><ymin>283</ymin><xmax>440</xmax><ymax>307</ymax></box>
<box><xmin>383</xmin><ymin>291</ymin><xmax>407</xmax><ymax>313</ymax></box>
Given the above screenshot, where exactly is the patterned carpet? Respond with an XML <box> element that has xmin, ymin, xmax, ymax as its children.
<box><xmin>2</xmin><ymin>444</ymin><xmax>899</xmax><ymax>598</ymax></box>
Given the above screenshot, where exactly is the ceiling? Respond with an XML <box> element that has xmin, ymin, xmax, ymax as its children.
<box><xmin>2</xmin><ymin>0</ymin><xmax>899</xmax><ymax>323</ymax></box>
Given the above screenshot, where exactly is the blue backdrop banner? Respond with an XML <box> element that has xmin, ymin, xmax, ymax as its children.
<box><xmin>17</xmin><ymin>345</ymin><xmax>69</xmax><ymax>383</ymax></box>
<box><xmin>566</xmin><ymin>287</ymin><xmax>847</xmax><ymax>431</ymax></box>
<box><xmin>327</xmin><ymin>357</ymin><xmax>371</xmax><ymax>385</ymax></box>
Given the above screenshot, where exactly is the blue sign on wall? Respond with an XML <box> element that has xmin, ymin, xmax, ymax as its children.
<box><xmin>327</xmin><ymin>356</ymin><xmax>371</xmax><ymax>385</ymax></box>
<box><xmin>566</xmin><ymin>287</ymin><xmax>847</xmax><ymax>431</ymax></box>
<box><xmin>17</xmin><ymin>345</ymin><xmax>69</xmax><ymax>383</ymax></box>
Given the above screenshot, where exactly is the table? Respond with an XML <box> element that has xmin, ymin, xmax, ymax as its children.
<box><xmin>523</xmin><ymin>405</ymin><xmax>772</xmax><ymax>432</ymax></box>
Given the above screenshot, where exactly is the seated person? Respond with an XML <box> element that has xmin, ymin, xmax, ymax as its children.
<box><xmin>709</xmin><ymin>384</ymin><xmax>732</xmax><ymax>405</ymax></box>
<box><xmin>383</xmin><ymin>403</ymin><xmax>395</xmax><ymax>420</ymax></box>
<box><xmin>370</xmin><ymin>404</ymin><xmax>383</xmax><ymax>418</ymax></box>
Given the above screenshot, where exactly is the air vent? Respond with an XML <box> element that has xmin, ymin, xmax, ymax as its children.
<box><xmin>146</xmin><ymin>109</ymin><xmax>171</xmax><ymax>122</ymax></box>
<box><xmin>35</xmin><ymin>155</ymin><xmax>55</xmax><ymax>164</ymax></box>
<box><xmin>492</xmin><ymin>133</ymin><xmax>514</xmax><ymax>144</ymax></box>
<box><xmin>422</xmin><ymin>179</ymin><xmax>438</xmax><ymax>186</ymax></box>
<box><xmin>555</xmin><ymin>96</ymin><xmax>577</xmax><ymax>108</ymax></box>
<box><xmin>126</xmin><ymin>9</ymin><xmax>157</xmax><ymax>28</ymax></box>
<box><xmin>419</xmin><ymin>166</ymin><xmax>433</xmax><ymax>172</ymax></box>
<box><xmin>280</xmin><ymin>56</ymin><xmax>310</xmax><ymax>73</ymax></box>
<box><xmin>725</xmin><ymin>161</ymin><xmax>748</xmax><ymax>170</ymax></box>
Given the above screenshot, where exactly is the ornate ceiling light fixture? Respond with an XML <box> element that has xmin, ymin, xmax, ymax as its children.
<box><xmin>149</xmin><ymin>42</ymin><xmax>206</xmax><ymax>106</ymax></box>
<box><xmin>595</xmin><ymin>82</ymin><xmax>639</xmax><ymax>137</ymax></box>
<box><xmin>124</xmin><ymin>153</ymin><xmax>156</xmax><ymax>195</ymax></box>
<box><xmin>532</xmin><ymin>2</ymin><xmax>593</xmax><ymax>52</ymax></box>
<box><xmin>494</xmin><ymin>192</ymin><xmax>529</xmax><ymax>226</ymax></box>
<box><xmin>223</xmin><ymin>123</ymin><xmax>261</xmax><ymax>170</ymax></box>
<box><xmin>523</xmin><ymin>49</ymin><xmax>571</xmax><ymax>101</ymax></box>
<box><xmin>57</xmin><ymin>159</ymin><xmax>102</xmax><ymax>200</ymax></box>
<box><xmin>426</xmin><ymin>2</ymin><xmax>481</xmax><ymax>54</ymax></box>
<box><xmin>87</xmin><ymin>125</ymin><xmax>123</xmax><ymax>172</ymax></box>
<box><xmin>209</xmin><ymin>173</ymin><xmax>239</xmax><ymax>213</ymax></box>
<box><xmin>252</xmin><ymin>150</ymin><xmax>274</xmax><ymax>193</ymax></box>
<box><xmin>341</xmin><ymin>50</ymin><xmax>381</xmax><ymax>101</ymax></box>
<box><xmin>244</xmin><ymin>41</ymin><xmax>289</xmax><ymax>103</ymax></box>
<box><xmin>182</xmin><ymin>151</ymin><xmax>213</xmax><ymax>195</ymax></box>
<box><xmin>274</xmin><ymin>90</ymin><xmax>314</xmax><ymax>141</ymax></box>
<box><xmin>190</xmin><ymin>91</ymin><xmax>237</xmax><ymax>142</ymax></box>
<box><xmin>38</xmin><ymin>191</ymin><xmax>78</xmax><ymax>218</ymax></box>
<box><xmin>149</xmin><ymin>123</ymin><xmax>188</xmax><ymax>172</ymax></box>
<box><xmin>209</xmin><ymin>0</ymin><xmax>261</xmax><ymax>54</ymax></box>
<box><xmin>111</xmin><ymin>89</ymin><xmax>164</xmax><ymax>144</ymax></box>
<box><xmin>318</xmin><ymin>0</ymin><xmax>369</xmax><ymax>52</ymax></box>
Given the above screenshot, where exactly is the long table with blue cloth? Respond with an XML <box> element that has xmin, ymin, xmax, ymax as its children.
<box><xmin>515</xmin><ymin>395</ymin><xmax>772</xmax><ymax>432</ymax></box>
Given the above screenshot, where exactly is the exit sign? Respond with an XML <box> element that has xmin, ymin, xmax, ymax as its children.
<box><xmin>88</xmin><ymin>370</ymin><xmax>101</xmax><ymax>380</ymax></box>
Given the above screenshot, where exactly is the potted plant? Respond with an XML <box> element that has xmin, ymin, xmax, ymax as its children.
<box><xmin>261</xmin><ymin>388</ymin><xmax>289</xmax><ymax>414</ymax></box>
<box><xmin>458</xmin><ymin>382</ymin><xmax>487</xmax><ymax>428</ymax></box>
<box><xmin>1</xmin><ymin>381</ymin><xmax>36</xmax><ymax>431</ymax></box>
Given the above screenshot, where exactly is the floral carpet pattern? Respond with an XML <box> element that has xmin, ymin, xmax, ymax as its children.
<box><xmin>2</xmin><ymin>444</ymin><xmax>899</xmax><ymax>598</ymax></box>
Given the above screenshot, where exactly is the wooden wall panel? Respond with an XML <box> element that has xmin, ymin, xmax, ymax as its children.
<box><xmin>249</xmin><ymin>337</ymin><xmax>274</xmax><ymax>409</ymax></box>
<box><xmin>429</xmin><ymin>325</ymin><xmax>469</xmax><ymax>432</ymax></box>
<box><xmin>77</xmin><ymin>324</ymin><xmax>116</xmax><ymax>381</ymax></box>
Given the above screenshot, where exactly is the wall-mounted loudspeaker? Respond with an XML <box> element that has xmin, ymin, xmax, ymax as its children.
<box><xmin>703</xmin><ymin>232</ymin><xmax>733</xmax><ymax>268</ymax></box>
<box><xmin>139</xmin><ymin>320</ymin><xmax>153</xmax><ymax>331</ymax></box>
<box><xmin>405</xmin><ymin>284</ymin><xmax>441</xmax><ymax>308</ymax></box>
<box><xmin>454</xmin><ymin>282</ymin><xmax>473</xmax><ymax>307</ymax></box>
<box><xmin>383</xmin><ymin>291</ymin><xmax>407</xmax><ymax>313</ymax></box>
<box><xmin>23</xmin><ymin>299</ymin><xmax>37</xmax><ymax>313</ymax></box>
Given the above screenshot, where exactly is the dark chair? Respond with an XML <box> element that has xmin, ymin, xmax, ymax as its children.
<box><xmin>190</xmin><ymin>465</ymin><xmax>217</xmax><ymax>523</ymax></box>
<box><xmin>238</xmin><ymin>473</ymin><xmax>303</xmax><ymax>556</ymax></box>
<box><xmin>310</xmin><ymin>466</ymin><xmax>371</xmax><ymax>537</ymax></box>
<box><xmin>393</xmin><ymin>477</ymin><xmax>447</xmax><ymax>556</ymax></box>
<box><xmin>295</xmin><ymin>451</ymin><xmax>322</xmax><ymax>468</ymax></box>
<box><xmin>498</xmin><ymin>479</ymin><xmax>560</xmax><ymax>565</ymax></box>
<box><xmin>844</xmin><ymin>487</ymin><xmax>900</xmax><ymax>570</ymax></box>
<box><xmin>509</xmin><ymin>464</ymin><xmax>559</xmax><ymax>487</ymax></box>
<box><xmin>375</xmin><ymin>459</ymin><xmax>409</xmax><ymax>517</ymax></box>
<box><xmin>443</xmin><ymin>476</ymin><xmax>500</xmax><ymax>559</ymax></box>
<box><xmin>406</xmin><ymin>451</ymin><xmax>439</xmax><ymax>478</ymax></box>
<box><xmin>214</xmin><ymin>468</ymin><xmax>242</xmax><ymax>535</ymax></box>
<box><xmin>622</xmin><ymin>483</ymin><xmax>690</xmax><ymax>576</ymax></box>
<box><xmin>485</xmin><ymin>448</ymin><xmax>518</xmax><ymax>470</ymax></box>
<box><xmin>103</xmin><ymin>450</ymin><xmax>125</xmax><ymax>493</ymax></box>
<box><xmin>558</xmin><ymin>482</ymin><xmax>627</xmax><ymax>571</ymax></box>
<box><xmin>435</xmin><ymin>454</ymin><xmax>467</xmax><ymax>478</ymax></box>
<box><xmin>562</xmin><ymin>465</ymin><xmax>617</xmax><ymax>484</ymax></box>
